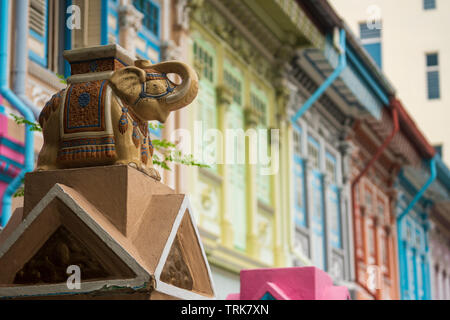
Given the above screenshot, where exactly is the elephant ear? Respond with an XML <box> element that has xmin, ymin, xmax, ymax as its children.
<box><xmin>109</xmin><ymin>66</ymin><xmax>146</xmax><ymax>105</ymax></box>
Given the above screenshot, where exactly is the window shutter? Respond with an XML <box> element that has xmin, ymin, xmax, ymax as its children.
<box><xmin>29</xmin><ymin>0</ymin><xmax>47</xmax><ymax>36</ymax></box>
<box><xmin>360</xmin><ymin>23</ymin><xmax>382</xmax><ymax>68</ymax></box>
<box><xmin>29</xmin><ymin>0</ymin><xmax>48</xmax><ymax>67</ymax></box>
<box><xmin>359</xmin><ymin>23</ymin><xmax>381</xmax><ymax>40</ymax></box>
<box><xmin>427</xmin><ymin>71</ymin><xmax>440</xmax><ymax>99</ymax></box>
<box><xmin>133</xmin><ymin>0</ymin><xmax>160</xmax><ymax>63</ymax></box>
<box><xmin>424</xmin><ymin>0</ymin><xmax>436</xmax><ymax>10</ymax></box>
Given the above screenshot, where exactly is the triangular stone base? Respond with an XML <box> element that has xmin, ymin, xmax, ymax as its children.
<box><xmin>0</xmin><ymin>165</ymin><xmax>216</xmax><ymax>300</ymax></box>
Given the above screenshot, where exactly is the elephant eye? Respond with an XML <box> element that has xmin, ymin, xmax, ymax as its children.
<box><xmin>167</xmin><ymin>73</ymin><xmax>181</xmax><ymax>85</ymax></box>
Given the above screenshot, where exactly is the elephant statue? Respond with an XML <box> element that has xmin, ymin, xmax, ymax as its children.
<box><xmin>36</xmin><ymin>59</ymin><xmax>198</xmax><ymax>181</ymax></box>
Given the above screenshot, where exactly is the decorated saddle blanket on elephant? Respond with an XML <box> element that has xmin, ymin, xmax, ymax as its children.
<box><xmin>58</xmin><ymin>79</ymin><xmax>116</xmax><ymax>162</ymax></box>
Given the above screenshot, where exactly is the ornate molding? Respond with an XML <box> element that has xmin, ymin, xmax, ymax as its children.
<box><xmin>191</xmin><ymin>0</ymin><xmax>277</xmax><ymax>81</ymax></box>
<box><xmin>216</xmin><ymin>85</ymin><xmax>233</xmax><ymax>108</ymax></box>
<box><xmin>244</xmin><ymin>105</ymin><xmax>259</xmax><ymax>128</ymax></box>
<box><xmin>275</xmin><ymin>79</ymin><xmax>294</xmax><ymax>123</ymax></box>
<box><xmin>118</xmin><ymin>4</ymin><xmax>143</xmax><ymax>56</ymax></box>
<box><xmin>118</xmin><ymin>4</ymin><xmax>143</xmax><ymax>31</ymax></box>
<box><xmin>160</xmin><ymin>40</ymin><xmax>183</xmax><ymax>61</ymax></box>
<box><xmin>175</xmin><ymin>0</ymin><xmax>204</xmax><ymax>31</ymax></box>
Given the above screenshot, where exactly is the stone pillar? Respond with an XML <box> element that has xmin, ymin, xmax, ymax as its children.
<box><xmin>283</xmin><ymin>118</ymin><xmax>295</xmax><ymax>263</ymax></box>
<box><xmin>273</xmin><ymin>84</ymin><xmax>291</xmax><ymax>267</ymax></box>
<box><xmin>118</xmin><ymin>2</ymin><xmax>143</xmax><ymax>57</ymax></box>
<box><xmin>244</xmin><ymin>106</ymin><xmax>259</xmax><ymax>258</ymax></box>
<box><xmin>270</xmin><ymin>125</ymin><xmax>285</xmax><ymax>267</ymax></box>
<box><xmin>337</xmin><ymin>185</ymin><xmax>346</xmax><ymax>279</ymax></box>
<box><xmin>171</xmin><ymin>0</ymin><xmax>203</xmax><ymax>195</ymax></box>
<box><xmin>158</xmin><ymin>1</ymin><xmax>181</xmax><ymax>190</ymax></box>
<box><xmin>339</xmin><ymin>139</ymin><xmax>355</xmax><ymax>281</ymax></box>
<box><xmin>216</xmin><ymin>85</ymin><xmax>234</xmax><ymax>248</ymax></box>
<box><xmin>323</xmin><ymin>174</ymin><xmax>332</xmax><ymax>273</ymax></box>
<box><xmin>304</xmin><ymin>158</ymin><xmax>314</xmax><ymax>261</ymax></box>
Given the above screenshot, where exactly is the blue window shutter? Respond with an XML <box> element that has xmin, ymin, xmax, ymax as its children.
<box><xmin>294</xmin><ymin>160</ymin><xmax>306</xmax><ymax>227</ymax></box>
<box><xmin>293</xmin><ymin>126</ymin><xmax>306</xmax><ymax>228</ymax></box>
<box><xmin>424</xmin><ymin>0</ymin><xmax>436</xmax><ymax>10</ymax></box>
<box><xmin>359</xmin><ymin>23</ymin><xmax>383</xmax><ymax>69</ymax></box>
<box><xmin>29</xmin><ymin>0</ymin><xmax>49</xmax><ymax>67</ymax></box>
<box><xmin>133</xmin><ymin>0</ymin><xmax>161</xmax><ymax>63</ymax></box>
<box><xmin>359</xmin><ymin>23</ymin><xmax>381</xmax><ymax>40</ymax></box>
<box><xmin>426</xmin><ymin>53</ymin><xmax>438</xmax><ymax>67</ymax></box>
<box><xmin>363</xmin><ymin>43</ymin><xmax>382</xmax><ymax>69</ymax></box>
<box><xmin>328</xmin><ymin>186</ymin><xmax>341</xmax><ymax>249</ymax></box>
<box><xmin>427</xmin><ymin>71</ymin><xmax>440</xmax><ymax>99</ymax></box>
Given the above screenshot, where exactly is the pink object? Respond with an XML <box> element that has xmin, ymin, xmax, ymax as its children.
<box><xmin>0</xmin><ymin>144</ymin><xmax>24</xmax><ymax>165</ymax></box>
<box><xmin>0</xmin><ymin>113</ymin><xmax>7</xmax><ymax>135</ymax></box>
<box><xmin>226</xmin><ymin>267</ymin><xmax>350</xmax><ymax>300</ymax></box>
<box><xmin>0</xmin><ymin>113</ymin><xmax>25</xmax><ymax>189</ymax></box>
<box><xmin>0</xmin><ymin>114</ymin><xmax>25</xmax><ymax>166</ymax></box>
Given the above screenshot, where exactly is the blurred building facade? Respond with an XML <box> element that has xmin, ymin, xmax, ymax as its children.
<box><xmin>0</xmin><ymin>0</ymin><xmax>449</xmax><ymax>300</ymax></box>
<box><xmin>328</xmin><ymin>0</ymin><xmax>450</xmax><ymax>166</ymax></box>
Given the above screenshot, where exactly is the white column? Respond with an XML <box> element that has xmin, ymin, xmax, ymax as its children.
<box><xmin>118</xmin><ymin>2</ymin><xmax>143</xmax><ymax>57</ymax></box>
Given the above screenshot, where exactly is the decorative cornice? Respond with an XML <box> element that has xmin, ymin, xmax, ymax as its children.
<box><xmin>272</xmin><ymin>0</ymin><xmax>325</xmax><ymax>49</ymax></box>
<box><xmin>175</xmin><ymin>0</ymin><xmax>204</xmax><ymax>31</ymax></box>
<box><xmin>244</xmin><ymin>105</ymin><xmax>260</xmax><ymax>128</ymax></box>
<box><xmin>118</xmin><ymin>4</ymin><xmax>143</xmax><ymax>31</ymax></box>
<box><xmin>275</xmin><ymin>78</ymin><xmax>294</xmax><ymax>122</ymax></box>
<box><xmin>160</xmin><ymin>40</ymin><xmax>183</xmax><ymax>61</ymax></box>
<box><xmin>190</xmin><ymin>0</ymin><xmax>282</xmax><ymax>81</ymax></box>
<box><xmin>208</xmin><ymin>0</ymin><xmax>282</xmax><ymax>59</ymax></box>
<box><xmin>216</xmin><ymin>85</ymin><xmax>233</xmax><ymax>108</ymax></box>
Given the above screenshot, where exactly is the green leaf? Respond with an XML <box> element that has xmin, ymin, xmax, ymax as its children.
<box><xmin>10</xmin><ymin>114</ymin><xmax>42</xmax><ymax>132</ymax></box>
<box><xmin>56</xmin><ymin>73</ymin><xmax>67</xmax><ymax>84</ymax></box>
<box><xmin>148</xmin><ymin>122</ymin><xmax>165</xmax><ymax>131</ymax></box>
<box><xmin>152</xmin><ymin>139</ymin><xmax>176</xmax><ymax>149</ymax></box>
<box><xmin>13</xmin><ymin>187</ymin><xmax>25</xmax><ymax>198</ymax></box>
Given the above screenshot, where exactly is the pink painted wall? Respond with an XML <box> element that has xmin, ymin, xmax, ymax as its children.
<box><xmin>227</xmin><ymin>267</ymin><xmax>350</xmax><ymax>300</ymax></box>
<box><xmin>0</xmin><ymin>107</ymin><xmax>25</xmax><ymax>165</ymax></box>
<box><xmin>0</xmin><ymin>100</ymin><xmax>26</xmax><ymax>208</ymax></box>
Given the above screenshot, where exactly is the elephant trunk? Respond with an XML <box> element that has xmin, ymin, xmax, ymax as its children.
<box><xmin>152</xmin><ymin>61</ymin><xmax>199</xmax><ymax>112</ymax></box>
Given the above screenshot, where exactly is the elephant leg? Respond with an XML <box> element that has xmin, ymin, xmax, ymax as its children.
<box><xmin>36</xmin><ymin>110</ymin><xmax>60</xmax><ymax>171</ymax></box>
<box><xmin>111</xmin><ymin>97</ymin><xmax>144</xmax><ymax>168</ymax></box>
<box><xmin>140</xmin><ymin>150</ymin><xmax>161</xmax><ymax>181</ymax></box>
<box><xmin>138</xmin><ymin>160</ymin><xmax>161</xmax><ymax>181</ymax></box>
<box><xmin>110</xmin><ymin>97</ymin><xmax>161</xmax><ymax>181</ymax></box>
<box><xmin>144</xmin><ymin>167</ymin><xmax>161</xmax><ymax>181</ymax></box>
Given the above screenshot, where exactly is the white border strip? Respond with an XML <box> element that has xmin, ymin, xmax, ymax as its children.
<box><xmin>154</xmin><ymin>196</ymin><xmax>216</xmax><ymax>300</ymax></box>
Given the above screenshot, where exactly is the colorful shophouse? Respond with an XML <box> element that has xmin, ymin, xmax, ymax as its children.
<box><xmin>344</xmin><ymin>58</ymin><xmax>448</xmax><ymax>300</ymax></box>
<box><xmin>164</xmin><ymin>0</ymin><xmax>328</xmax><ymax>299</ymax></box>
<box><xmin>287</xmin><ymin>0</ymin><xmax>446</xmax><ymax>300</ymax></box>
<box><xmin>395</xmin><ymin>146</ymin><xmax>450</xmax><ymax>300</ymax></box>
<box><xmin>391</xmin><ymin>100</ymin><xmax>436</xmax><ymax>300</ymax></box>
<box><xmin>284</xmin><ymin>3</ymin><xmax>357</xmax><ymax>286</ymax></box>
<box><xmin>428</xmin><ymin>156</ymin><xmax>450</xmax><ymax>299</ymax></box>
<box><xmin>1</xmin><ymin>0</ymin><xmax>450</xmax><ymax>301</ymax></box>
<box><xmin>286</xmin><ymin>0</ymin><xmax>398</xmax><ymax>299</ymax></box>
